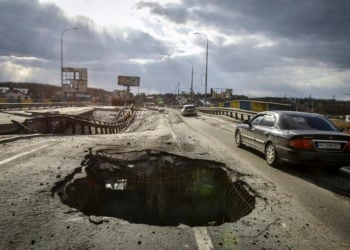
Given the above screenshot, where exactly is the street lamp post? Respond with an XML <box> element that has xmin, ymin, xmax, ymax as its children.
<box><xmin>186</xmin><ymin>59</ymin><xmax>194</xmax><ymax>102</ymax></box>
<box><xmin>174</xmin><ymin>82</ymin><xmax>180</xmax><ymax>105</ymax></box>
<box><xmin>194</xmin><ymin>32</ymin><xmax>208</xmax><ymax>107</ymax></box>
<box><xmin>60</xmin><ymin>27</ymin><xmax>78</xmax><ymax>87</ymax></box>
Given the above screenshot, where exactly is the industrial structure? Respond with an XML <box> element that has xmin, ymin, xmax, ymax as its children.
<box><xmin>62</xmin><ymin>67</ymin><xmax>88</xmax><ymax>100</ymax></box>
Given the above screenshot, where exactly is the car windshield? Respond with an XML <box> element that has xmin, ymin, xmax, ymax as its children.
<box><xmin>281</xmin><ymin>114</ymin><xmax>337</xmax><ymax>131</ymax></box>
<box><xmin>184</xmin><ymin>105</ymin><xmax>195</xmax><ymax>110</ymax></box>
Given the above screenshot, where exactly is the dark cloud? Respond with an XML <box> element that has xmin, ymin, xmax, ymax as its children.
<box><xmin>172</xmin><ymin>0</ymin><xmax>350</xmax><ymax>40</ymax></box>
<box><xmin>0</xmin><ymin>0</ymin><xmax>171</xmax><ymax>81</ymax></box>
<box><xmin>138</xmin><ymin>0</ymin><xmax>350</xmax><ymax>69</ymax></box>
<box><xmin>0</xmin><ymin>0</ymin><xmax>67</xmax><ymax>59</ymax></box>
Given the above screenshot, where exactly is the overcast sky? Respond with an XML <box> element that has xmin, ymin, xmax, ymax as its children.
<box><xmin>1</xmin><ymin>0</ymin><xmax>350</xmax><ymax>99</ymax></box>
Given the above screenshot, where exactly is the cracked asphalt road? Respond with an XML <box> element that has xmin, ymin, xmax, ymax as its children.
<box><xmin>0</xmin><ymin>108</ymin><xmax>349</xmax><ymax>249</ymax></box>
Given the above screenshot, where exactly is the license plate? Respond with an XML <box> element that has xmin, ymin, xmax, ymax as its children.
<box><xmin>317</xmin><ymin>142</ymin><xmax>341</xmax><ymax>150</ymax></box>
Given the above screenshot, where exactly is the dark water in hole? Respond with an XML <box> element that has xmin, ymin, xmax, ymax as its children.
<box><xmin>55</xmin><ymin>150</ymin><xmax>255</xmax><ymax>226</ymax></box>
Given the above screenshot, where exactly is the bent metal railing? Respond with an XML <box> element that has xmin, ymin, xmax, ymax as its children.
<box><xmin>197</xmin><ymin>107</ymin><xmax>257</xmax><ymax>121</ymax></box>
<box><xmin>13</xmin><ymin>108</ymin><xmax>136</xmax><ymax>135</ymax></box>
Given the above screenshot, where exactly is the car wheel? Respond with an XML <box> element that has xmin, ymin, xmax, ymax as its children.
<box><xmin>235</xmin><ymin>131</ymin><xmax>243</xmax><ymax>147</ymax></box>
<box><xmin>265</xmin><ymin>143</ymin><xmax>279</xmax><ymax>167</ymax></box>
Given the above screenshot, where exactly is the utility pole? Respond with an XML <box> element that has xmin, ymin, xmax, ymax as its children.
<box><xmin>60</xmin><ymin>27</ymin><xmax>78</xmax><ymax>87</ymax></box>
<box><xmin>186</xmin><ymin>60</ymin><xmax>194</xmax><ymax>103</ymax></box>
<box><xmin>177</xmin><ymin>82</ymin><xmax>180</xmax><ymax>105</ymax></box>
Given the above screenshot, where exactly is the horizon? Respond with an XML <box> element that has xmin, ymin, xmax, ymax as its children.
<box><xmin>1</xmin><ymin>81</ymin><xmax>349</xmax><ymax>102</ymax></box>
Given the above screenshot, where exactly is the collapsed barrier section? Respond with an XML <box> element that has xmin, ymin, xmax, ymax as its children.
<box><xmin>53</xmin><ymin>149</ymin><xmax>256</xmax><ymax>227</ymax></box>
<box><xmin>11</xmin><ymin>107</ymin><xmax>136</xmax><ymax>135</ymax></box>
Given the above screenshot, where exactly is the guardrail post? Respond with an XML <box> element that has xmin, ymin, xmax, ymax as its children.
<box><xmin>81</xmin><ymin>124</ymin><xmax>85</xmax><ymax>134</ymax></box>
<box><xmin>72</xmin><ymin>123</ymin><xmax>76</xmax><ymax>134</ymax></box>
<box><xmin>45</xmin><ymin>117</ymin><xmax>50</xmax><ymax>133</ymax></box>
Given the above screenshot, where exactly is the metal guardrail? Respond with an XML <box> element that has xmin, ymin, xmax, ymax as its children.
<box><xmin>13</xmin><ymin>108</ymin><xmax>136</xmax><ymax>135</ymax></box>
<box><xmin>0</xmin><ymin>102</ymin><xmax>88</xmax><ymax>110</ymax></box>
<box><xmin>197</xmin><ymin>107</ymin><xmax>257</xmax><ymax>121</ymax></box>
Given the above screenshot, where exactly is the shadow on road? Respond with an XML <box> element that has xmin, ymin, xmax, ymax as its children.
<box><xmin>242</xmin><ymin>146</ymin><xmax>350</xmax><ymax>198</ymax></box>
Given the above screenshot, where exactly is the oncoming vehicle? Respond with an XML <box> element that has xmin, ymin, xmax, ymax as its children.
<box><xmin>181</xmin><ymin>104</ymin><xmax>197</xmax><ymax>116</ymax></box>
<box><xmin>234</xmin><ymin>111</ymin><xmax>350</xmax><ymax>170</ymax></box>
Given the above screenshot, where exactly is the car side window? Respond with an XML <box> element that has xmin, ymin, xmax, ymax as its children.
<box><xmin>260</xmin><ymin>114</ymin><xmax>276</xmax><ymax>127</ymax></box>
<box><xmin>251</xmin><ymin>115</ymin><xmax>264</xmax><ymax>126</ymax></box>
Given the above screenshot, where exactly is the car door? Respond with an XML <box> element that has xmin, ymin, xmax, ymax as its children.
<box><xmin>241</xmin><ymin>114</ymin><xmax>264</xmax><ymax>147</ymax></box>
<box><xmin>253</xmin><ymin>114</ymin><xmax>276</xmax><ymax>152</ymax></box>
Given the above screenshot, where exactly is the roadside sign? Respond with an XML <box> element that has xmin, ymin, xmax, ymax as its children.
<box><xmin>118</xmin><ymin>76</ymin><xmax>140</xmax><ymax>87</ymax></box>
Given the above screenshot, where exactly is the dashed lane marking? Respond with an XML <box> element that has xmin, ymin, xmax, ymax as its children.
<box><xmin>193</xmin><ymin>227</ymin><xmax>214</xmax><ymax>250</ymax></box>
<box><xmin>168</xmin><ymin>112</ymin><xmax>214</xmax><ymax>250</ymax></box>
<box><xmin>169</xmin><ymin>125</ymin><xmax>177</xmax><ymax>140</ymax></box>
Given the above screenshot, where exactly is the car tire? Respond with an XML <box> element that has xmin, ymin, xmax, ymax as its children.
<box><xmin>235</xmin><ymin>131</ymin><xmax>243</xmax><ymax>147</ymax></box>
<box><xmin>265</xmin><ymin>143</ymin><xmax>280</xmax><ymax>167</ymax></box>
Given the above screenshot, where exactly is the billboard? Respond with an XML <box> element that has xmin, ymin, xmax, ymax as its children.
<box><xmin>211</xmin><ymin>88</ymin><xmax>232</xmax><ymax>99</ymax></box>
<box><xmin>118</xmin><ymin>76</ymin><xmax>140</xmax><ymax>87</ymax></box>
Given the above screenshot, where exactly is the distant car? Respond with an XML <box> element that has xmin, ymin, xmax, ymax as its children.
<box><xmin>181</xmin><ymin>104</ymin><xmax>197</xmax><ymax>116</ymax></box>
<box><xmin>234</xmin><ymin>111</ymin><xmax>350</xmax><ymax>170</ymax></box>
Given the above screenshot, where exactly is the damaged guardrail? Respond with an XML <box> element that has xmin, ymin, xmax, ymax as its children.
<box><xmin>197</xmin><ymin>107</ymin><xmax>257</xmax><ymax>121</ymax></box>
<box><xmin>12</xmin><ymin>108</ymin><xmax>136</xmax><ymax>135</ymax></box>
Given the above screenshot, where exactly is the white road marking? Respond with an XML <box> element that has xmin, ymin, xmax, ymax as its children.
<box><xmin>169</xmin><ymin>126</ymin><xmax>177</xmax><ymax>140</ymax></box>
<box><xmin>168</xmin><ymin>112</ymin><xmax>214</xmax><ymax>249</ymax></box>
<box><xmin>193</xmin><ymin>227</ymin><xmax>214</xmax><ymax>250</ymax></box>
<box><xmin>0</xmin><ymin>143</ymin><xmax>53</xmax><ymax>166</ymax></box>
<box><xmin>166</xmin><ymin>114</ymin><xmax>177</xmax><ymax>140</ymax></box>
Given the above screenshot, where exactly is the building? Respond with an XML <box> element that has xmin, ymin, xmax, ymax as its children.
<box><xmin>0</xmin><ymin>87</ymin><xmax>32</xmax><ymax>103</ymax></box>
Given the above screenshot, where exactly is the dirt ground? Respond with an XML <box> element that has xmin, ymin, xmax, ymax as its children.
<box><xmin>0</xmin><ymin>108</ymin><xmax>349</xmax><ymax>249</ymax></box>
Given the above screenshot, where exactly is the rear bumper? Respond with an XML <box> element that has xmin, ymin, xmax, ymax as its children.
<box><xmin>181</xmin><ymin>111</ymin><xmax>197</xmax><ymax>116</ymax></box>
<box><xmin>277</xmin><ymin>145</ymin><xmax>350</xmax><ymax>167</ymax></box>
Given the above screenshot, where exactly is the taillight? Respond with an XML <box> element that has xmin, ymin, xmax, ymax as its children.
<box><xmin>288</xmin><ymin>138</ymin><xmax>314</xmax><ymax>150</ymax></box>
